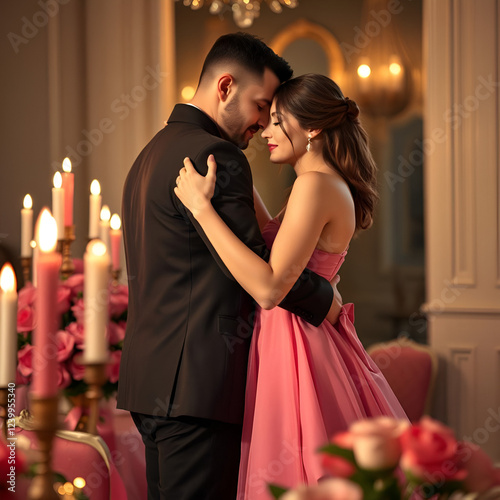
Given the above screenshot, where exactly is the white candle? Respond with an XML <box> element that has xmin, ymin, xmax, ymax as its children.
<box><xmin>109</xmin><ymin>214</ymin><xmax>122</xmax><ymax>271</ymax></box>
<box><xmin>89</xmin><ymin>180</ymin><xmax>102</xmax><ymax>240</ymax></box>
<box><xmin>52</xmin><ymin>172</ymin><xmax>65</xmax><ymax>239</ymax></box>
<box><xmin>21</xmin><ymin>194</ymin><xmax>33</xmax><ymax>257</ymax></box>
<box><xmin>0</xmin><ymin>264</ymin><xmax>18</xmax><ymax>387</ymax></box>
<box><xmin>84</xmin><ymin>240</ymin><xmax>110</xmax><ymax>363</ymax></box>
<box><xmin>99</xmin><ymin>205</ymin><xmax>111</xmax><ymax>253</ymax></box>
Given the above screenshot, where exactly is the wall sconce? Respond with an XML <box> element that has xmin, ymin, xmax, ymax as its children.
<box><xmin>350</xmin><ymin>0</ymin><xmax>412</xmax><ymax>117</ymax></box>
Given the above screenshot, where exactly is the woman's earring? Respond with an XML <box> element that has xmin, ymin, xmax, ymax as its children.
<box><xmin>306</xmin><ymin>135</ymin><xmax>312</xmax><ymax>152</ymax></box>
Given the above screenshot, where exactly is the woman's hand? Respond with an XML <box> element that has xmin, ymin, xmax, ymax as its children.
<box><xmin>174</xmin><ymin>155</ymin><xmax>217</xmax><ymax>218</ymax></box>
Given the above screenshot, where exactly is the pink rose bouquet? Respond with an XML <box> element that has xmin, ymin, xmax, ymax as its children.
<box><xmin>15</xmin><ymin>274</ymin><xmax>128</xmax><ymax>399</ymax></box>
<box><xmin>270</xmin><ymin>417</ymin><xmax>500</xmax><ymax>500</ymax></box>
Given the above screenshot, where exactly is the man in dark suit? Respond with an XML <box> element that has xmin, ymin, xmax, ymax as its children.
<box><xmin>117</xmin><ymin>33</ymin><xmax>340</xmax><ymax>500</ymax></box>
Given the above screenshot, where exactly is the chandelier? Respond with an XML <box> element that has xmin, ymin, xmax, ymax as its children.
<box><xmin>178</xmin><ymin>0</ymin><xmax>299</xmax><ymax>28</ymax></box>
<box><xmin>350</xmin><ymin>0</ymin><xmax>412</xmax><ymax>117</ymax></box>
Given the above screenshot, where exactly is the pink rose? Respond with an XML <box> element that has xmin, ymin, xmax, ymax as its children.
<box><xmin>62</xmin><ymin>273</ymin><xmax>84</xmax><ymax>299</ymax></box>
<box><xmin>56</xmin><ymin>330</ymin><xmax>75</xmax><ymax>362</ymax></box>
<box><xmin>17</xmin><ymin>305</ymin><xmax>36</xmax><ymax>333</ymax></box>
<box><xmin>322</xmin><ymin>455</ymin><xmax>356</xmax><ymax>479</ymax></box>
<box><xmin>108</xmin><ymin>321</ymin><xmax>126</xmax><ymax>345</ymax></box>
<box><xmin>73</xmin><ymin>258</ymin><xmax>84</xmax><ymax>274</ymax></box>
<box><xmin>57</xmin><ymin>286</ymin><xmax>71</xmax><ymax>316</ymax></box>
<box><xmin>57</xmin><ymin>364</ymin><xmax>72</xmax><ymax>389</ymax></box>
<box><xmin>66</xmin><ymin>322</ymin><xmax>84</xmax><ymax>349</ymax></box>
<box><xmin>400</xmin><ymin>417</ymin><xmax>467</xmax><ymax>484</ymax></box>
<box><xmin>281</xmin><ymin>479</ymin><xmax>363</xmax><ymax>500</ymax></box>
<box><xmin>109</xmin><ymin>286</ymin><xmax>128</xmax><ymax>318</ymax></box>
<box><xmin>67</xmin><ymin>354</ymin><xmax>85</xmax><ymax>381</ymax></box>
<box><xmin>350</xmin><ymin>417</ymin><xmax>408</xmax><ymax>470</ymax></box>
<box><xmin>71</xmin><ymin>298</ymin><xmax>85</xmax><ymax>325</ymax></box>
<box><xmin>107</xmin><ymin>350</ymin><xmax>122</xmax><ymax>384</ymax></box>
<box><xmin>457</xmin><ymin>442</ymin><xmax>500</xmax><ymax>493</ymax></box>
<box><xmin>18</xmin><ymin>283</ymin><xmax>36</xmax><ymax>309</ymax></box>
<box><xmin>17</xmin><ymin>344</ymin><xmax>34</xmax><ymax>377</ymax></box>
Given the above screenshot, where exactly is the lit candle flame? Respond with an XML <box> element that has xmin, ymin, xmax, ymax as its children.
<box><xmin>62</xmin><ymin>157</ymin><xmax>72</xmax><ymax>173</ymax></box>
<box><xmin>0</xmin><ymin>263</ymin><xmax>16</xmax><ymax>292</ymax></box>
<box><xmin>23</xmin><ymin>194</ymin><xmax>33</xmax><ymax>210</ymax></box>
<box><xmin>53</xmin><ymin>171</ymin><xmax>62</xmax><ymax>189</ymax></box>
<box><xmin>30</xmin><ymin>240</ymin><xmax>36</xmax><ymax>250</ymax></box>
<box><xmin>100</xmin><ymin>205</ymin><xmax>111</xmax><ymax>222</ymax></box>
<box><xmin>38</xmin><ymin>209</ymin><xmax>58</xmax><ymax>252</ymax></box>
<box><xmin>90</xmin><ymin>179</ymin><xmax>101</xmax><ymax>196</ymax></box>
<box><xmin>357</xmin><ymin>64</ymin><xmax>371</xmax><ymax>78</ymax></box>
<box><xmin>88</xmin><ymin>239</ymin><xmax>107</xmax><ymax>257</ymax></box>
<box><xmin>73</xmin><ymin>477</ymin><xmax>86</xmax><ymax>489</ymax></box>
<box><xmin>110</xmin><ymin>214</ymin><xmax>121</xmax><ymax>231</ymax></box>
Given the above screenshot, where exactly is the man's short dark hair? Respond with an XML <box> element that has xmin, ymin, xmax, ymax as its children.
<box><xmin>198</xmin><ymin>32</ymin><xmax>293</xmax><ymax>86</ymax></box>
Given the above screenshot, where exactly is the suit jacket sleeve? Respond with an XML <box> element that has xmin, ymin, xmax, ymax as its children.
<box><xmin>175</xmin><ymin>143</ymin><xmax>333</xmax><ymax>327</ymax></box>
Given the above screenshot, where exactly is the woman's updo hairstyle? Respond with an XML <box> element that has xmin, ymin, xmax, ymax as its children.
<box><xmin>274</xmin><ymin>73</ymin><xmax>378</xmax><ymax>231</ymax></box>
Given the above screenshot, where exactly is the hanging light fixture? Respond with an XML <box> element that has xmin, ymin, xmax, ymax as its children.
<box><xmin>349</xmin><ymin>0</ymin><xmax>412</xmax><ymax>117</ymax></box>
<box><xmin>178</xmin><ymin>0</ymin><xmax>299</xmax><ymax>29</ymax></box>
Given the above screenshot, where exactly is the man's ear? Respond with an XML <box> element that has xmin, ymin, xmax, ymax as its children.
<box><xmin>217</xmin><ymin>74</ymin><xmax>233</xmax><ymax>102</ymax></box>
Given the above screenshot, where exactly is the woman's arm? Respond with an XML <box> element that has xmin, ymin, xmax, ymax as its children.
<box><xmin>175</xmin><ymin>156</ymin><xmax>333</xmax><ymax>310</ymax></box>
<box><xmin>253</xmin><ymin>185</ymin><xmax>272</xmax><ymax>232</ymax></box>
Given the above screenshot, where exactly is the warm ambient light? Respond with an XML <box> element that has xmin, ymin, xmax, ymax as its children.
<box><xmin>53</xmin><ymin>171</ymin><xmax>62</xmax><ymax>189</ymax></box>
<box><xmin>181</xmin><ymin>86</ymin><xmax>196</xmax><ymax>101</ymax></box>
<box><xmin>88</xmin><ymin>239</ymin><xmax>107</xmax><ymax>257</ymax></box>
<box><xmin>357</xmin><ymin>64</ymin><xmax>371</xmax><ymax>78</ymax></box>
<box><xmin>0</xmin><ymin>263</ymin><xmax>16</xmax><ymax>292</ymax></box>
<box><xmin>62</xmin><ymin>157</ymin><xmax>72</xmax><ymax>173</ymax></box>
<box><xmin>23</xmin><ymin>194</ymin><xmax>32</xmax><ymax>210</ymax></box>
<box><xmin>38</xmin><ymin>209</ymin><xmax>58</xmax><ymax>252</ymax></box>
<box><xmin>30</xmin><ymin>240</ymin><xmax>36</xmax><ymax>250</ymax></box>
<box><xmin>90</xmin><ymin>179</ymin><xmax>101</xmax><ymax>196</ymax></box>
<box><xmin>389</xmin><ymin>62</ymin><xmax>402</xmax><ymax>75</ymax></box>
<box><xmin>73</xmin><ymin>477</ymin><xmax>86</xmax><ymax>488</ymax></box>
<box><xmin>110</xmin><ymin>214</ymin><xmax>121</xmax><ymax>231</ymax></box>
<box><xmin>100</xmin><ymin>205</ymin><xmax>111</xmax><ymax>222</ymax></box>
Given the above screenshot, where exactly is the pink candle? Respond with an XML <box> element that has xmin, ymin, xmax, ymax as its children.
<box><xmin>61</xmin><ymin>157</ymin><xmax>74</xmax><ymax>227</ymax></box>
<box><xmin>109</xmin><ymin>214</ymin><xmax>122</xmax><ymax>271</ymax></box>
<box><xmin>32</xmin><ymin>209</ymin><xmax>61</xmax><ymax>398</ymax></box>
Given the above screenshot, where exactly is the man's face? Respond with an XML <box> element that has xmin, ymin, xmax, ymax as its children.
<box><xmin>218</xmin><ymin>68</ymin><xmax>280</xmax><ymax>149</ymax></box>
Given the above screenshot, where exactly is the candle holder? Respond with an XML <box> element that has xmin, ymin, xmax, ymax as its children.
<box><xmin>60</xmin><ymin>225</ymin><xmax>75</xmax><ymax>279</ymax></box>
<box><xmin>28</xmin><ymin>395</ymin><xmax>60</xmax><ymax>500</ymax></box>
<box><xmin>84</xmin><ymin>362</ymin><xmax>108</xmax><ymax>436</ymax></box>
<box><xmin>21</xmin><ymin>256</ymin><xmax>32</xmax><ymax>285</ymax></box>
<box><xmin>111</xmin><ymin>268</ymin><xmax>121</xmax><ymax>287</ymax></box>
<box><xmin>0</xmin><ymin>387</ymin><xmax>8</xmax><ymax>440</ymax></box>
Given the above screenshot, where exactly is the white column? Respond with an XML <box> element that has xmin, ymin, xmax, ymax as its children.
<box><xmin>423</xmin><ymin>0</ymin><xmax>500</xmax><ymax>462</ymax></box>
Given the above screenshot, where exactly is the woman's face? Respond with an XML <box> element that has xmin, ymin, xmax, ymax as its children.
<box><xmin>261</xmin><ymin>101</ymin><xmax>308</xmax><ymax>165</ymax></box>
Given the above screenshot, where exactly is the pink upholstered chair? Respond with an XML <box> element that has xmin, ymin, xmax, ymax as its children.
<box><xmin>14</xmin><ymin>409</ymin><xmax>126</xmax><ymax>499</ymax></box>
<box><xmin>367</xmin><ymin>338</ymin><xmax>438</xmax><ymax>422</ymax></box>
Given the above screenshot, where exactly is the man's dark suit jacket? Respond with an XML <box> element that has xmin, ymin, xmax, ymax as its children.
<box><xmin>116</xmin><ymin>104</ymin><xmax>333</xmax><ymax>424</ymax></box>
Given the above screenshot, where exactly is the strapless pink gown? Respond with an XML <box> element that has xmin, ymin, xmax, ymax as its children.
<box><xmin>236</xmin><ymin>219</ymin><xmax>407</xmax><ymax>500</ymax></box>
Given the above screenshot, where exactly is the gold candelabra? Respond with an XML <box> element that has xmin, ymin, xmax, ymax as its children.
<box><xmin>111</xmin><ymin>268</ymin><xmax>121</xmax><ymax>287</ymax></box>
<box><xmin>0</xmin><ymin>387</ymin><xmax>8</xmax><ymax>440</ymax></box>
<box><xmin>60</xmin><ymin>225</ymin><xmax>75</xmax><ymax>279</ymax></box>
<box><xmin>21</xmin><ymin>256</ymin><xmax>32</xmax><ymax>285</ymax></box>
<box><xmin>28</xmin><ymin>395</ymin><xmax>60</xmax><ymax>500</ymax></box>
<box><xmin>84</xmin><ymin>362</ymin><xmax>108</xmax><ymax>436</ymax></box>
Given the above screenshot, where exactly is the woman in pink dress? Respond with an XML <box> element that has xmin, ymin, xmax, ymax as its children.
<box><xmin>175</xmin><ymin>73</ymin><xmax>407</xmax><ymax>499</ymax></box>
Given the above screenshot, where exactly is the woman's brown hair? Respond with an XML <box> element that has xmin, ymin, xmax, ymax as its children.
<box><xmin>274</xmin><ymin>73</ymin><xmax>378</xmax><ymax>231</ymax></box>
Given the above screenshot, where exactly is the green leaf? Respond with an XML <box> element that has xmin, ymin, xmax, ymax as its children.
<box><xmin>268</xmin><ymin>484</ymin><xmax>289</xmax><ymax>499</ymax></box>
<box><xmin>318</xmin><ymin>443</ymin><xmax>356</xmax><ymax>463</ymax></box>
